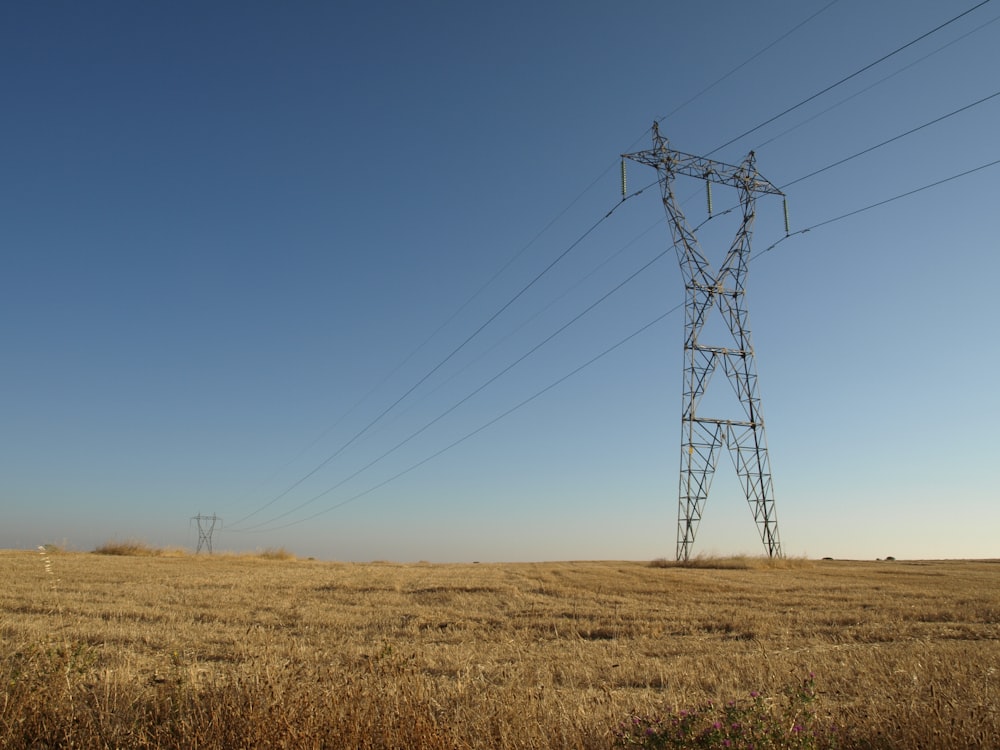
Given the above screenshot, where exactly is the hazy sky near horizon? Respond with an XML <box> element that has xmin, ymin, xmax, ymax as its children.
<box><xmin>3</xmin><ymin>1</ymin><xmax>998</xmax><ymax>562</ymax></box>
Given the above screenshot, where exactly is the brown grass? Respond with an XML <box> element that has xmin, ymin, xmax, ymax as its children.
<box><xmin>1</xmin><ymin>552</ymin><xmax>997</xmax><ymax>748</ymax></box>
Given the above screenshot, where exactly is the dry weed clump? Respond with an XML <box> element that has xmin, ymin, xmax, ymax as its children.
<box><xmin>649</xmin><ymin>554</ymin><xmax>812</xmax><ymax>570</ymax></box>
<box><xmin>1</xmin><ymin>552</ymin><xmax>997</xmax><ymax>749</ymax></box>
<box><xmin>616</xmin><ymin>673</ymin><xmax>838</xmax><ymax>749</ymax></box>
<box><xmin>253</xmin><ymin>546</ymin><xmax>296</xmax><ymax>561</ymax></box>
<box><xmin>93</xmin><ymin>539</ymin><xmax>165</xmax><ymax>556</ymax></box>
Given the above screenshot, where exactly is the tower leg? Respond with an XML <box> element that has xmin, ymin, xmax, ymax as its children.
<box><xmin>677</xmin><ymin>420</ymin><xmax>725</xmax><ymax>561</ymax></box>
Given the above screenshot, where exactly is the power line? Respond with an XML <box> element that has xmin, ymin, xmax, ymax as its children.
<box><xmin>355</xmin><ymin>218</ymin><xmax>665</xmax><ymax>444</ymax></box>
<box><xmin>659</xmin><ymin>0</ymin><xmax>841</xmax><ymax>123</ymax></box>
<box><xmin>616</xmin><ymin>2</ymin><xmax>844</xmax><ymax>190</ymax></box>
<box><xmin>228</xmin><ymin>189</ymin><xmax>643</xmax><ymax>528</ymax></box>
<box><xmin>702</xmin><ymin>87</ymin><xmax>1000</xmax><ymax>219</ymax></box>
<box><xmin>233</xmin><ymin>233</ymin><xmax>672</xmax><ymax>531</ymax></box>
<box><xmin>620</xmin><ymin>1</ymin><xmax>843</xmax><ymax>157</ymax></box>
<box><xmin>228</xmin><ymin>2</ymin><xmax>883</xmax><ymax>529</ymax></box>
<box><xmin>235</xmin><ymin>212</ymin><xmax>728</xmax><ymax>532</ymax></box>
<box><xmin>227</xmin><ymin>163</ymin><xmax>635</xmax><ymax>528</ymax></box>
<box><xmin>754</xmin><ymin>155</ymin><xmax>1000</xmax><ymax>259</ymax></box>
<box><xmin>780</xmin><ymin>89</ymin><xmax>1000</xmax><ymax>189</ymax></box>
<box><xmin>246</xmin><ymin>150</ymin><xmax>1000</xmax><ymax>532</ymax></box>
<box><xmin>244</xmin><ymin>304</ymin><xmax>684</xmax><ymax>532</ymax></box>
<box><xmin>242</xmin><ymin>83</ymin><xmax>999</xmax><ymax>530</ymax></box>
<box><xmin>235</xmin><ymin>89</ymin><xmax>1000</xmax><ymax>531</ymax></box>
<box><xmin>232</xmin><ymin>7</ymin><xmax>994</xmax><ymax>531</ymax></box>
<box><xmin>755</xmin><ymin>11</ymin><xmax>1000</xmax><ymax>151</ymax></box>
<box><xmin>707</xmin><ymin>0</ymin><xmax>994</xmax><ymax>156</ymax></box>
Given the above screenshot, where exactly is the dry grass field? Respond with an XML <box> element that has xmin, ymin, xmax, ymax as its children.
<box><xmin>1</xmin><ymin>549</ymin><xmax>998</xmax><ymax>748</ymax></box>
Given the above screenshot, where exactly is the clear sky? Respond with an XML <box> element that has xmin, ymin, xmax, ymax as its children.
<box><xmin>3</xmin><ymin>1</ymin><xmax>998</xmax><ymax>562</ymax></box>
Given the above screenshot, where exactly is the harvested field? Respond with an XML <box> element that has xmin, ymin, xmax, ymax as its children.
<box><xmin>2</xmin><ymin>551</ymin><xmax>998</xmax><ymax>748</ymax></box>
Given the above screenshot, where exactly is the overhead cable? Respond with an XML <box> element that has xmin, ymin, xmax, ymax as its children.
<box><xmin>231</xmin><ymin>4</ymin><xmax>994</xmax><ymax>528</ymax></box>
<box><xmin>228</xmin><ymin>188</ymin><xmax>645</xmax><ymax>529</ymax></box>
<box><xmin>242</xmin><ymin>304</ymin><xmax>683</xmax><ymax>532</ymax></box>
<box><xmin>240</xmin><ymin>151</ymin><xmax>1000</xmax><ymax>531</ymax></box>
<box><xmin>228</xmin><ymin>1</ymin><xmax>873</xmax><ymax>528</ymax></box>
<box><xmin>707</xmin><ymin>0</ymin><xmax>994</xmax><ymax>156</ymax></box>
<box><xmin>755</xmin><ymin>156</ymin><xmax>1000</xmax><ymax>259</ymax></box>
<box><xmin>755</xmin><ymin>11</ymin><xmax>1000</xmax><ymax>151</ymax></box>
<box><xmin>238</xmin><ymin>115</ymin><xmax>1000</xmax><ymax>530</ymax></box>
<box><xmin>361</xmin><ymin>218</ymin><xmax>665</xmax><ymax>440</ymax></box>
<box><xmin>233</xmin><ymin>237</ymin><xmax>671</xmax><ymax>531</ymax></box>
<box><xmin>659</xmin><ymin>0</ymin><xmax>841</xmax><ymax>124</ymax></box>
<box><xmin>780</xmin><ymin>89</ymin><xmax>1000</xmax><ymax>189</ymax></box>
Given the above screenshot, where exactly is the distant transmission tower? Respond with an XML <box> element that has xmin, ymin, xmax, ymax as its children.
<box><xmin>623</xmin><ymin>122</ymin><xmax>784</xmax><ymax>561</ymax></box>
<box><xmin>191</xmin><ymin>513</ymin><xmax>221</xmax><ymax>554</ymax></box>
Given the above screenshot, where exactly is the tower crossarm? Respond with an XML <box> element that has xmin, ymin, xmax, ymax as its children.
<box><xmin>690</xmin><ymin>345</ymin><xmax>752</xmax><ymax>356</ymax></box>
<box><xmin>623</xmin><ymin>122</ymin><xmax>783</xmax><ymax>197</ymax></box>
<box><xmin>689</xmin><ymin>418</ymin><xmax>758</xmax><ymax>428</ymax></box>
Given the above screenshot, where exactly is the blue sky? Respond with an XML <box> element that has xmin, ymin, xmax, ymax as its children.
<box><xmin>3</xmin><ymin>1</ymin><xmax>998</xmax><ymax>561</ymax></box>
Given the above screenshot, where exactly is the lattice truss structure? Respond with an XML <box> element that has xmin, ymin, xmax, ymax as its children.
<box><xmin>624</xmin><ymin>123</ymin><xmax>783</xmax><ymax>560</ymax></box>
<box><xmin>192</xmin><ymin>513</ymin><xmax>221</xmax><ymax>554</ymax></box>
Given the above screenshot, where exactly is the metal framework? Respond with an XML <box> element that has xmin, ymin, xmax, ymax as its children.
<box><xmin>191</xmin><ymin>513</ymin><xmax>221</xmax><ymax>554</ymax></box>
<box><xmin>624</xmin><ymin>123</ymin><xmax>783</xmax><ymax>560</ymax></box>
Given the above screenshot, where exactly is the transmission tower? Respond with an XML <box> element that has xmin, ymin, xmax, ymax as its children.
<box><xmin>623</xmin><ymin>122</ymin><xmax>784</xmax><ymax>561</ymax></box>
<box><xmin>191</xmin><ymin>513</ymin><xmax>221</xmax><ymax>554</ymax></box>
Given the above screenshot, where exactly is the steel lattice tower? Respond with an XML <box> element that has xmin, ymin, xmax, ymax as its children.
<box><xmin>192</xmin><ymin>513</ymin><xmax>221</xmax><ymax>554</ymax></box>
<box><xmin>624</xmin><ymin>123</ymin><xmax>783</xmax><ymax>561</ymax></box>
